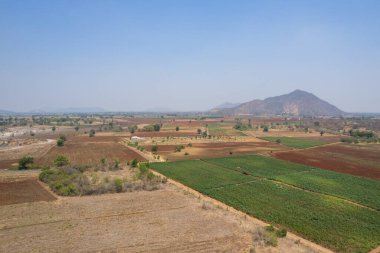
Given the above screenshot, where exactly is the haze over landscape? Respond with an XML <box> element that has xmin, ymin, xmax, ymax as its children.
<box><xmin>1</xmin><ymin>0</ymin><xmax>380</xmax><ymax>113</ymax></box>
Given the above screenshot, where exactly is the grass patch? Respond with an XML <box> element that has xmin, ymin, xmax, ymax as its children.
<box><xmin>260</xmin><ymin>136</ymin><xmax>326</xmax><ymax>149</ymax></box>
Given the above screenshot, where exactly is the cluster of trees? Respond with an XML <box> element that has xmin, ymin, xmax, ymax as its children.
<box><xmin>141</xmin><ymin>124</ymin><xmax>161</xmax><ymax>132</ymax></box>
<box><xmin>349</xmin><ymin>130</ymin><xmax>375</xmax><ymax>138</ymax></box>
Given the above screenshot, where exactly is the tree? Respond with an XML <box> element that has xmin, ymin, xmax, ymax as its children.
<box><xmin>276</xmin><ymin>139</ymin><xmax>282</xmax><ymax>144</ymax></box>
<box><xmin>320</xmin><ymin>131</ymin><xmax>325</xmax><ymax>136</ymax></box>
<box><xmin>197</xmin><ymin>129</ymin><xmax>202</xmax><ymax>134</ymax></box>
<box><xmin>54</xmin><ymin>155</ymin><xmax>69</xmax><ymax>167</ymax></box>
<box><xmin>175</xmin><ymin>126</ymin><xmax>179</xmax><ymax>131</ymax></box>
<box><xmin>74</xmin><ymin>126</ymin><xmax>80</xmax><ymax>132</ymax></box>
<box><xmin>52</xmin><ymin>126</ymin><xmax>56</xmax><ymax>132</ymax></box>
<box><xmin>151</xmin><ymin>145</ymin><xmax>158</xmax><ymax>153</ymax></box>
<box><xmin>89</xmin><ymin>129</ymin><xmax>96</xmax><ymax>137</ymax></box>
<box><xmin>153</xmin><ymin>124</ymin><xmax>161</xmax><ymax>132</ymax></box>
<box><xmin>263</xmin><ymin>126</ymin><xmax>269</xmax><ymax>132</ymax></box>
<box><xmin>57</xmin><ymin>138</ymin><xmax>65</xmax><ymax>147</ymax></box>
<box><xmin>18</xmin><ymin>156</ymin><xmax>33</xmax><ymax>170</ymax></box>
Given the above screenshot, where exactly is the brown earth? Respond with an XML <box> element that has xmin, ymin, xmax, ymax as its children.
<box><xmin>273</xmin><ymin>143</ymin><xmax>380</xmax><ymax>181</ymax></box>
<box><xmin>148</xmin><ymin>142</ymin><xmax>290</xmax><ymax>161</ymax></box>
<box><xmin>36</xmin><ymin>136</ymin><xmax>146</xmax><ymax>166</ymax></box>
<box><xmin>0</xmin><ymin>184</ymin><xmax>324</xmax><ymax>253</ymax></box>
<box><xmin>0</xmin><ymin>179</ymin><xmax>56</xmax><ymax>206</ymax></box>
<box><xmin>132</xmin><ymin>131</ymin><xmax>199</xmax><ymax>138</ymax></box>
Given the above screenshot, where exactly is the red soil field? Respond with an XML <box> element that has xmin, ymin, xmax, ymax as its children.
<box><xmin>0</xmin><ymin>179</ymin><xmax>56</xmax><ymax>206</ymax></box>
<box><xmin>0</xmin><ymin>159</ymin><xmax>18</xmax><ymax>170</ymax></box>
<box><xmin>132</xmin><ymin>131</ymin><xmax>199</xmax><ymax>137</ymax></box>
<box><xmin>36</xmin><ymin>136</ymin><xmax>146</xmax><ymax>166</ymax></box>
<box><xmin>273</xmin><ymin>143</ymin><xmax>380</xmax><ymax>181</ymax></box>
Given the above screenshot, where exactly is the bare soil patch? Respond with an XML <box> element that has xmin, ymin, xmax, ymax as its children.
<box><xmin>149</xmin><ymin>142</ymin><xmax>290</xmax><ymax>161</ymax></box>
<box><xmin>0</xmin><ymin>179</ymin><xmax>56</xmax><ymax>206</ymax></box>
<box><xmin>273</xmin><ymin>143</ymin><xmax>380</xmax><ymax>180</ymax></box>
<box><xmin>36</xmin><ymin>136</ymin><xmax>146</xmax><ymax>166</ymax></box>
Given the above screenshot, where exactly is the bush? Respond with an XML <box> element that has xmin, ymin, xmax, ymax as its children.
<box><xmin>276</xmin><ymin>228</ymin><xmax>287</xmax><ymax>238</ymax></box>
<box><xmin>89</xmin><ymin>129</ymin><xmax>96</xmax><ymax>137</ymax></box>
<box><xmin>175</xmin><ymin>145</ymin><xmax>185</xmax><ymax>152</ymax></box>
<box><xmin>59</xmin><ymin>134</ymin><xmax>67</xmax><ymax>141</ymax></box>
<box><xmin>175</xmin><ymin>126</ymin><xmax>179</xmax><ymax>131</ymax></box>
<box><xmin>18</xmin><ymin>156</ymin><xmax>34</xmax><ymax>170</ymax></box>
<box><xmin>114</xmin><ymin>178</ymin><xmax>123</xmax><ymax>193</ymax></box>
<box><xmin>57</xmin><ymin>138</ymin><xmax>65</xmax><ymax>147</ymax></box>
<box><xmin>130</xmin><ymin>159</ymin><xmax>138</xmax><ymax>168</ymax></box>
<box><xmin>151</xmin><ymin>145</ymin><xmax>158</xmax><ymax>153</ymax></box>
<box><xmin>54</xmin><ymin>155</ymin><xmax>69</xmax><ymax>167</ymax></box>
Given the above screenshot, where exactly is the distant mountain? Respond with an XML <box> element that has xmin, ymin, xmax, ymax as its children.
<box><xmin>0</xmin><ymin>109</ymin><xmax>15</xmax><ymax>115</ymax></box>
<box><xmin>212</xmin><ymin>90</ymin><xmax>344</xmax><ymax>117</ymax></box>
<box><xmin>29</xmin><ymin>107</ymin><xmax>106</xmax><ymax>113</ymax></box>
<box><xmin>211</xmin><ymin>102</ymin><xmax>241</xmax><ymax>111</ymax></box>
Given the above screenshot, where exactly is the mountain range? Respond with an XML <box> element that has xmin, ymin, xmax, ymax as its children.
<box><xmin>211</xmin><ymin>90</ymin><xmax>344</xmax><ymax>117</ymax></box>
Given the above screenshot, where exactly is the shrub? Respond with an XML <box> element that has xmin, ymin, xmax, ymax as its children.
<box><xmin>57</xmin><ymin>138</ymin><xmax>65</xmax><ymax>147</ymax></box>
<box><xmin>114</xmin><ymin>178</ymin><xmax>123</xmax><ymax>193</ymax></box>
<box><xmin>89</xmin><ymin>129</ymin><xmax>96</xmax><ymax>137</ymax></box>
<box><xmin>130</xmin><ymin>159</ymin><xmax>138</xmax><ymax>168</ymax></box>
<box><xmin>18</xmin><ymin>156</ymin><xmax>34</xmax><ymax>170</ymax></box>
<box><xmin>276</xmin><ymin>228</ymin><xmax>287</xmax><ymax>238</ymax></box>
<box><xmin>175</xmin><ymin>126</ymin><xmax>179</xmax><ymax>131</ymax></box>
<box><xmin>54</xmin><ymin>155</ymin><xmax>69</xmax><ymax>167</ymax></box>
<box><xmin>151</xmin><ymin>145</ymin><xmax>158</xmax><ymax>153</ymax></box>
<box><xmin>184</xmin><ymin>152</ymin><xmax>189</xmax><ymax>156</ymax></box>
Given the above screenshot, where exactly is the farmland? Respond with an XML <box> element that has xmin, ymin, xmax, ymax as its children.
<box><xmin>0</xmin><ymin>179</ymin><xmax>56</xmax><ymax>205</ymax></box>
<box><xmin>1</xmin><ymin>114</ymin><xmax>380</xmax><ymax>252</ymax></box>
<box><xmin>36</xmin><ymin>135</ymin><xmax>146</xmax><ymax>167</ymax></box>
<box><xmin>259</xmin><ymin>136</ymin><xmax>327</xmax><ymax>149</ymax></box>
<box><xmin>273</xmin><ymin>143</ymin><xmax>380</xmax><ymax>181</ymax></box>
<box><xmin>151</xmin><ymin>155</ymin><xmax>380</xmax><ymax>253</ymax></box>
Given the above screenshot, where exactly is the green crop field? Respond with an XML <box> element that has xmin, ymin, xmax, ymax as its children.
<box><xmin>274</xmin><ymin>169</ymin><xmax>380</xmax><ymax>210</ymax></box>
<box><xmin>151</xmin><ymin>155</ymin><xmax>380</xmax><ymax>253</ymax></box>
<box><xmin>260</xmin><ymin>136</ymin><xmax>326</xmax><ymax>149</ymax></box>
<box><xmin>204</xmin><ymin>155</ymin><xmax>314</xmax><ymax>178</ymax></box>
<box><xmin>151</xmin><ymin>159</ymin><xmax>256</xmax><ymax>191</ymax></box>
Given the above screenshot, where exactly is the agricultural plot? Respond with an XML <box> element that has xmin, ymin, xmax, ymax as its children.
<box><xmin>149</xmin><ymin>141</ymin><xmax>289</xmax><ymax>161</ymax></box>
<box><xmin>36</xmin><ymin>135</ymin><xmax>146</xmax><ymax>166</ymax></box>
<box><xmin>259</xmin><ymin>136</ymin><xmax>326</xmax><ymax>149</ymax></box>
<box><xmin>151</xmin><ymin>155</ymin><xmax>380</xmax><ymax>253</ymax></box>
<box><xmin>204</xmin><ymin>155</ymin><xmax>313</xmax><ymax>178</ymax></box>
<box><xmin>273</xmin><ymin>143</ymin><xmax>380</xmax><ymax>180</ymax></box>
<box><xmin>0</xmin><ymin>179</ymin><xmax>56</xmax><ymax>205</ymax></box>
<box><xmin>151</xmin><ymin>160</ymin><xmax>256</xmax><ymax>191</ymax></box>
<box><xmin>274</xmin><ymin>169</ymin><xmax>380</xmax><ymax>210</ymax></box>
<box><xmin>206</xmin><ymin>180</ymin><xmax>380</xmax><ymax>253</ymax></box>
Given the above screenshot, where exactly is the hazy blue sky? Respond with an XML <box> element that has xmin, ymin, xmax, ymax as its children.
<box><xmin>1</xmin><ymin>0</ymin><xmax>380</xmax><ymax>112</ymax></box>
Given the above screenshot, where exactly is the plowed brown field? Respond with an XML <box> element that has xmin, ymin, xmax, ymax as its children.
<box><xmin>273</xmin><ymin>143</ymin><xmax>380</xmax><ymax>180</ymax></box>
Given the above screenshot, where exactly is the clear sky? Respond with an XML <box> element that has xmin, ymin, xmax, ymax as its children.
<box><xmin>1</xmin><ymin>0</ymin><xmax>380</xmax><ymax>112</ymax></box>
